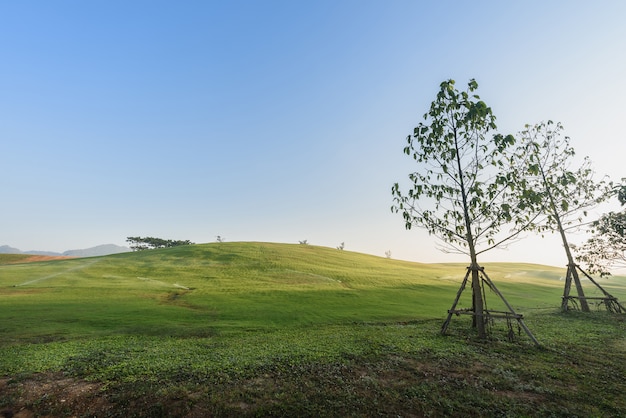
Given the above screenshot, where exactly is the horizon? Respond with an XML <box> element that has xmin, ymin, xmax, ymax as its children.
<box><xmin>2</xmin><ymin>1</ymin><xmax>625</xmax><ymax>269</ymax></box>
<box><xmin>4</xmin><ymin>239</ymin><xmax>626</xmax><ymax>275</ymax></box>
<box><xmin>0</xmin><ymin>239</ymin><xmax>610</xmax><ymax>272</ymax></box>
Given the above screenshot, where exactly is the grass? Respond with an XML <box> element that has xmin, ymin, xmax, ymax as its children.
<box><xmin>1</xmin><ymin>242</ymin><xmax>625</xmax><ymax>417</ymax></box>
<box><xmin>0</xmin><ymin>254</ymin><xmax>34</xmax><ymax>264</ymax></box>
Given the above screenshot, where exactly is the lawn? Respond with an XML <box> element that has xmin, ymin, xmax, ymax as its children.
<box><xmin>1</xmin><ymin>243</ymin><xmax>625</xmax><ymax>417</ymax></box>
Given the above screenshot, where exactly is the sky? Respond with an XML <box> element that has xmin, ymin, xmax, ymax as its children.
<box><xmin>1</xmin><ymin>1</ymin><xmax>625</xmax><ymax>268</ymax></box>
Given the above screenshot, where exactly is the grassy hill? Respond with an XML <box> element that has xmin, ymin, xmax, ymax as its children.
<box><xmin>1</xmin><ymin>242</ymin><xmax>625</xmax><ymax>417</ymax></box>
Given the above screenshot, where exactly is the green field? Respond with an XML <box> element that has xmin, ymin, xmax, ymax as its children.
<box><xmin>1</xmin><ymin>242</ymin><xmax>625</xmax><ymax>417</ymax></box>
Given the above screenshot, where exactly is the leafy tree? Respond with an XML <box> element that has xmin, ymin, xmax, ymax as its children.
<box><xmin>514</xmin><ymin>121</ymin><xmax>614</xmax><ymax>311</ymax></box>
<box><xmin>126</xmin><ymin>237</ymin><xmax>194</xmax><ymax>251</ymax></box>
<box><xmin>392</xmin><ymin>79</ymin><xmax>538</xmax><ymax>342</ymax></box>
<box><xmin>574</xmin><ymin>183</ymin><xmax>626</xmax><ymax>277</ymax></box>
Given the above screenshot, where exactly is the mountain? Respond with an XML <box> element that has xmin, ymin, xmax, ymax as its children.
<box><xmin>62</xmin><ymin>244</ymin><xmax>131</xmax><ymax>257</ymax></box>
<box><xmin>24</xmin><ymin>250</ymin><xmax>63</xmax><ymax>256</ymax></box>
<box><xmin>0</xmin><ymin>245</ymin><xmax>23</xmax><ymax>254</ymax></box>
<box><xmin>0</xmin><ymin>244</ymin><xmax>131</xmax><ymax>257</ymax></box>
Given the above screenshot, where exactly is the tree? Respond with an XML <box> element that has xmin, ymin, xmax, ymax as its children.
<box><xmin>126</xmin><ymin>236</ymin><xmax>194</xmax><ymax>251</ymax></box>
<box><xmin>392</xmin><ymin>79</ymin><xmax>538</xmax><ymax>343</ymax></box>
<box><xmin>574</xmin><ymin>183</ymin><xmax>626</xmax><ymax>278</ymax></box>
<box><xmin>575</xmin><ymin>211</ymin><xmax>626</xmax><ymax>276</ymax></box>
<box><xmin>514</xmin><ymin>122</ymin><xmax>623</xmax><ymax>313</ymax></box>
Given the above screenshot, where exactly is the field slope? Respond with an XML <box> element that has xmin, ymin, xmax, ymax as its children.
<box><xmin>1</xmin><ymin>242</ymin><xmax>625</xmax><ymax>417</ymax></box>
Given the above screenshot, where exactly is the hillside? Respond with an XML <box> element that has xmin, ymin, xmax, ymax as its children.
<box><xmin>1</xmin><ymin>242</ymin><xmax>625</xmax><ymax>417</ymax></box>
<box><xmin>0</xmin><ymin>242</ymin><xmax>578</xmax><ymax>337</ymax></box>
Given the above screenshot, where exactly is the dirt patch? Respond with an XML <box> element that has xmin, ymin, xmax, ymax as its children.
<box><xmin>17</xmin><ymin>256</ymin><xmax>76</xmax><ymax>263</ymax></box>
<box><xmin>0</xmin><ymin>373</ymin><xmax>110</xmax><ymax>417</ymax></box>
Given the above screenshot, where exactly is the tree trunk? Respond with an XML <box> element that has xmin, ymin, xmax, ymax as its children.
<box><xmin>470</xmin><ymin>261</ymin><xmax>486</xmax><ymax>338</ymax></box>
<box><xmin>559</xmin><ymin>226</ymin><xmax>590</xmax><ymax>312</ymax></box>
<box><xmin>538</xmin><ymin>162</ymin><xmax>589</xmax><ymax>312</ymax></box>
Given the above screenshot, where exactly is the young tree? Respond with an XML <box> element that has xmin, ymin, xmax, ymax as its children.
<box><xmin>392</xmin><ymin>79</ymin><xmax>538</xmax><ymax>343</ymax></box>
<box><xmin>514</xmin><ymin>122</ymin><xmax>622</xmax><ymax>312</ymax></box>
<box><xmin>575</xmin><ymin>211</ymin><xmax>626</xmax><ymax>276</ymax></box>
<box><xmin>574</xmin><ymin>183</ymin><xmax>626</xmax><ymax>278</ymax></box>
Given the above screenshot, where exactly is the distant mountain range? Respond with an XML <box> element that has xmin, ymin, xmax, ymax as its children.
<box><xmin>0</xmin><ymin>244</ymin><xmax>131</xmax><ymax>257</ymax></box>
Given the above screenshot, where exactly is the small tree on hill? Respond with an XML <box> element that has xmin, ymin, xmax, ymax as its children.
<box><xmin>574</xmin><ymin>183</ymin><xmax>626</xmax><ymax>278</ymax></box>
<box><xmin>126</xmin><ymin>237</ymin><xmax>194</xmax><ymax>251</ymax></box>
<box><xmin>575</xmin><ymin>210</ymin><xmax>626</xmax><ymax>276</ymax></box>
<box><xmin>392</xmin><ymin>79</ymin><xmax>539</xmax><ymax>344</ymax></box>
<box><xmin>514</xmin><ymin>122</ymin><xmax>624</xmax><ymax>313</ymax></box>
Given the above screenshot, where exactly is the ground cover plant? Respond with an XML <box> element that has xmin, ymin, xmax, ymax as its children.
<box><xmin>1</xmin><ymin>243</ymin><xmax>625</xmax><ymax>417</ymax></box>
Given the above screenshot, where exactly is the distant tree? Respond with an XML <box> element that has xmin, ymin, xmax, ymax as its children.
<box><xmin>299</xmin><ymin>240</ymin><xmax>309</xmax><ymax>245</ymax></box>
<box><xmin>337</xmin><ymin>242</ymin><xmax>345</xmax><ymax>250</ymax></box>
<box><xmin>216</xmin><ymin>235</ymin><xmax>224</xmax><ymax>243</ymax></box>
<box><xmin>385</xmin><ymin>250</ymin><xmax>392</xmax><ymax>259</ymax></box>
<box><xmin>126</xmin><ymin>237</ymin><xmax>194</xmax><ymax>251</ymax></box>
<box><xmin>573</xmin><ymin>183</ymin><xmax>626</xmax><ymax>277</ymax></box>
<box><xmin>514</xmin><ymin>121</ymin><xmax>615</xmax><ymax>311</ymax></box>
<box><xmin>392</xmin><ymin>79</ymin><xmax>539</xmax><ymax>343</ymax></box>
<box><xmin>619</xmin><ymin>184</ymin><xmax>626</xmax><ymax>205</ymax></box>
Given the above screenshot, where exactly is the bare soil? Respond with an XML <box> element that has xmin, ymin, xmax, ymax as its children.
<box><xmin>16</xmin><ymin>256</ymin><xmax>75</xmax><ymax>263</ymax></box>
<box><xmin>0</xmin><ymin>374</ymin><xmax>111</xmax><ymax>418</ymax></box>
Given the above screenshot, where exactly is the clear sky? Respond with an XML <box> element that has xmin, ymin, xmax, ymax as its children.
<box><xmin>1</xmin><ymin>1</ymin><xmax>625</xmax><ymax>267</ymax></box>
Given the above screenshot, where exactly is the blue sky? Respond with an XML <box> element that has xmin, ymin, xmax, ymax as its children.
<box><xmin>1</xmin><ymin>1</ymin><xmax>625</xmax><ymax>267</ymax></box>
